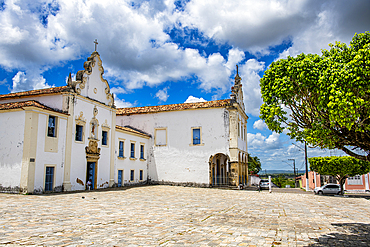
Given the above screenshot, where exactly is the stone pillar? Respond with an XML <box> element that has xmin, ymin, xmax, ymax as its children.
<box><xmin>229</xmin><ymin>161</ymin><xmax>239</xmax><ymax>186</ymax></box>
<box><xmin>109</xmin><ymin>110</ymin><xmax>116</xmax><ymax>187</ymax></box>
<box><xmin>20</xmin><ymin>110</ymin><xmax>39</xmax><ymax>194</ymax></box>
<box><xmin>63</xmin><ymin>94</ymin><xmax>75</xmax><ymax>191</ymax></box>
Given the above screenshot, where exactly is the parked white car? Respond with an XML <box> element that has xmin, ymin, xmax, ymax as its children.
<box><xmin>314</xmin><ymin>184</ymin><xmax>341</xmax><ymax>195</ymax></box>
<box><xmin>260</xmin><ymin>179</ymin><xmax>270</xmax><ymax>189</ymax></box>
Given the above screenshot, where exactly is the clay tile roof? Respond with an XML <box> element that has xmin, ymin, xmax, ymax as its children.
<box><xmin>0</xmin><ymin>100</ymin><xmax>68</xmax><ymax>115</ymax></box>
<box><xmin>0</xmin><ymin>86</ymin><xmax>69</xmax><ymax>100</ymax></box>
<box><xmin>116</xmin><ymin>99</ymin><xmax>232</xmax><ymax>115</ymax></box>
<box><xmin>116</xmin><ymin>125</ymin><xmax>151</xmax><ymax>138</ymax></box>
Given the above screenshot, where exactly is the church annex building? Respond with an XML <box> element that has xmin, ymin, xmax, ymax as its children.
<box><xmin>0</xmin><ymin>51</ymin><xmax>248</xmax><ymax>194</ymax></box>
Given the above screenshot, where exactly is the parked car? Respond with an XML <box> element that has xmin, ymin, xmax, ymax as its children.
<box><xmin>260</xmin><ymin>179</ymin><xmax>270</xmax><ymax>189</ymax></box>
<box><xmin>314</xmin><ymin>184</ymin><xmax>341</xmax><ymax>195</ymax></box>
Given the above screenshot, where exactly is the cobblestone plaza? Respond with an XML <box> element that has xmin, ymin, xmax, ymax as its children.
<box><xmin>1</xmin><ymin>186</ymin><xmax>369</xmax><ymax>246</ymax></box>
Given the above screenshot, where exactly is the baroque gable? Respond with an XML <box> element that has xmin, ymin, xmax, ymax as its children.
<box><xmin>68</xmin><ymin>51</ymin><xmax>114</xmax><ymax>107</ymax></box>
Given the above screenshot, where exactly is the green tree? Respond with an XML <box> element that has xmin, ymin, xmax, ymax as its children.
<box><xmin>309</xmin><ymin>156</ymin><xmax>370</xmax><ymax>195</ymax></box>
<box><xmin>248</xmin><ymin>154</ymin><xmax>261</xmax><ymax>175</ymax></box>
<box><xmin>272</xmin><ymin>175</ymin><xmax>285</xmax><ymax>188</ymax></box>
<box><xmin>260</xmin><ymin>32</ymin><xmax>370</xmax><ymax>161</ymax></box>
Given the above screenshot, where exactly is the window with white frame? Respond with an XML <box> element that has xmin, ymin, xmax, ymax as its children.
<box><xmin>140</xmin><ymin>144</ymin><xmax>145</xmax><ymax>159</ymax></box>
<box><xmin>130</xmin><ymin>170</ymin><xmax>135</xmax><ymax>181</ymax></box>
<box><xmin>347</xmin><ymin>175</ymin><xmax>363</xmax><ymax>185</ymax></box>
<box><xmin>192</xmin><ymin>127</ymin><xmax>201</xmax><ymax>145</ymax></box>
<box><xmin>118</xmin><ymin>140</ymin><xmax>124</xmax><ymax>157</ymax></box>
<box><xmin>139</xmin><ymin>170</ymin><xmax>143</xmax><ymax>181</ymax></box>
<box><xmin>130</xmin><ymin>142</ymin><xmax>135</xmax><ymax>158</ymax></box>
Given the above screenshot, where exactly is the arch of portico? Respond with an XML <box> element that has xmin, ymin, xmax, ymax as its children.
<box><xmin>238</xmin><ymin>152</ymin><xmax>248</xmax><ymax>185</ymax></box>
<box><xmin>209</xmin><ymin>153</ymin><xmax>230</xmax><ymax>187</ymax></box>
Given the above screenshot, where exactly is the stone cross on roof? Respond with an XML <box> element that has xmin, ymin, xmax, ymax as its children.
<box><xmin>94</xmin><ymin>39</ymin><xmax>98</xmax><ymax>52</ymax></box>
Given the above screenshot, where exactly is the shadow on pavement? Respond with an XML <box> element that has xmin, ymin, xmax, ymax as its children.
<box><xmin>309</xmin><ymin>223</ymin><xmax>370</xmax><ymax>246</ymax></box>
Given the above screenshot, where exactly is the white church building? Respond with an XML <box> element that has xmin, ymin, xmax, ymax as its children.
<box><xmin>0</xmin><ymin>51</ymin><xmax>248</xmax><ymax>194</ymax></box>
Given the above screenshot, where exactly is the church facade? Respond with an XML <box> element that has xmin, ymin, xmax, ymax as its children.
<box><xmin>0</xmin><ymin>51</ymin><xmax>248</xmax><ymax>194</ymax></box>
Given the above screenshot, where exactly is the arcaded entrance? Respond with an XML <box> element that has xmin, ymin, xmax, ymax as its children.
<box><xmin>209</xmin><ymin>153</ymin><xmax>230</xmax><ymax>187</ymax></box>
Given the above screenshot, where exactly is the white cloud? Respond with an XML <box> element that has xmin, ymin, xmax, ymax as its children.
<box><xmin>265</xmin><ymin>132</ymin><xmax>281</xmax><ymax>148</ymax></box>
<box><xmin>247</xmin><ymin>132</ymin><xmax>266</xmax><ymax>147</ymax></box>
<box><xmin>114</xmin><ymin>95</ymin><xmax>134</xmax><ymax>108</ymax></box>
<box><xmin>1</xmin><ymin>0</ymin><xmax>368</xmax><ymax>100</ymax></box>
<box><xmin>110</xmin><ymin>87</ymin><xmax>127</xmax><ymax>95</ymax></box>
<box><xmin>155</xmin><ymin>87</ymin><xmax>169</xmax><ymax>102</ymax></box>
<box><xmin>177</xmin><ymin>0</ymin><xmax>316</xmax><ymax>54</ymax></box>
<box><xmin>239</xmin><ymin>59</ymin><xmax>265</xmax><ymax>116</ymax></box>
<box><xmin>11</xmin><ymin>71</ymin><xmax>52</xmax><ymax>92</ymax></box>
<box><xmin>184</xmin><ymin>95</ymin><xmax>206</xmax><ymax>103</ymax></box>
<box><xmin>248</xmin><ymin>132</ymin><xmax>281</xmax><ymax>150</ymax></box>
<box><xmin>178</xmin><ymin>0</ymin><xmax>370</xmax><ymax>56</ymax></box>
<box><xmin>0</xmin><ymin>79</ymin><xmax>7</xmax><ymax>85</ymax></box>
<box><xmin>253</xmin><ymin>119</ymin><xmax>267</xmax><ymax>130</ymax></box>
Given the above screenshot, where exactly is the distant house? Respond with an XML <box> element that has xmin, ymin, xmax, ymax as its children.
<box><xmin>0</xmin><ymin>51</ymin><xmax>249</xmax><ymax>194</ymax></box>
<box><xmin>299</xmin><ymin>171</ymin><xmax>370</xmax><ymax>192</ymax></box>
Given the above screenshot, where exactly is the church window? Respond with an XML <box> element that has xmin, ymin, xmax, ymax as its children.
<box><xmin>155</xmin><ymin>128</ymin><xmax>167</xmax><ymax>146</ymax></box>
<box><xmin>47</xmin><ymin>116</ymin><xmax>56</xmax><ymax>137</ymax></box>
<box><xmin>140</xmin><ymin>144</ymin><xmax>144</xmax><ymax>159</ymax></box>
<box><xmin>130</xmin><ymin>143</ymin><xmax>135</xmax><ymax>158</ymax></box>
<box><xmin>139</xmin><ymin>170</ymin><xmax>143</xmax><ymax>181</ymax></box>
<box><xmin>130</xmin><ymin>170</ymin><xmax>135</xmax><ymax>181</ymax></box>
<box><xmin>118</xmin><ymin>141</ymin><xmax>124</xmax><ymax>157</ymax></box>
<box><xmin>192</xmin><ymin>128</ymin><xmax>201</xmax><ymax>145</ymax></box>
<box><xmin>102</xmin><ymin>130</ymin><xmax>108</xmax><ymax>145</ymax></box>
<box><xmin>75</xmin><ymin>125</ymin><xmax>83</xmax><ymax>141</ymax></box>
<box><xmin>45</xmin><ymin>166</ymin><xmax>54</xmax><ymax>191</ymax></box>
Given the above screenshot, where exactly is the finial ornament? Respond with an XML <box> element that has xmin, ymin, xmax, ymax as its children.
<box><xmin>94</xmin><ymin>39</ymin><xmax>98</xmax><ymax>52</ymax></box>
<box><xmin>234</xmin><ymin>64</ymin><xmax>241</xmax><ymax>85</ymax></box>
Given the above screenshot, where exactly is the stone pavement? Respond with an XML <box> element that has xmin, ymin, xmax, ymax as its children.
<box><xmin>0</xmin><ymin>186</ymin><xmax>369</xmax><ymax>247</ymax></box>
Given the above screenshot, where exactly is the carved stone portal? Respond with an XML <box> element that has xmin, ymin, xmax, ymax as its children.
<box><xmin>85</xmin><ymin>139</ymin><xmax>101</xmax><ymax>161</ymax></box>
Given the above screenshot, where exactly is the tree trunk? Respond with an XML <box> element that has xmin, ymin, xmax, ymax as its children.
<box><xmin>338</xmin><ymin>176</ymin><xmax>346</xmax><ymax>196</ymax></box>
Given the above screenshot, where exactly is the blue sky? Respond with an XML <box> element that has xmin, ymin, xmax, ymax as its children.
<box><xmin>0</xmin><ymin>0</ymin><xmax>369</xmax><ymax>170</ymax></box>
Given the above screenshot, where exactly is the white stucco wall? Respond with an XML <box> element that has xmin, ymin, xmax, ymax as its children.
<box><xmin>116</xmin><ymin>107</ymin><xmax>230</xmax><ymax>185</ymax></box>
<box><xmin>115</xmin><ymin>130</ymin><xmax>149</xmax><ymax>185</ymax></box>
<box><xmin>0</xmin><ymin>111</ymin><xmax>25</xmax><ymax>190</ymax></box>
<box><xmin>33</xmin><ymin>112</ymin><xmax>68</xmax><ymax>193</ymax></box>
<box><xmin>69</xmin><ymin>96</ymin><xmax>114</xmax><ymax>190</ymax></box>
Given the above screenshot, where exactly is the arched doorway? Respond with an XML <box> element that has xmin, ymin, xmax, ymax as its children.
<box><xmin>209</xmin><ymin>153</ymin><xmax>230</xmax><ymax>187</ymax></box>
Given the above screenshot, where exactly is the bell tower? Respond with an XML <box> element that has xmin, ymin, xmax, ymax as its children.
<box><xmin>230</xmin><ymin>65</ymin><xmax>245</xmax><ymax>111</ymax></box>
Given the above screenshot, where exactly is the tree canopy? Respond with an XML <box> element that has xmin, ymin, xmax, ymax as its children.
<box><xmin>309</xmin><ymin>156</ymin><xmax>370</xmax><ymax>194</ymax></box>
<box><xmin>248</xmin><ymin>154</ymin><xmax>261</xmax><ymax>174</ymax></box>
<box><xmin>260</xmin><ymin>32</ymin><xmax>370</xmax><ymax>161</ymax></box>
